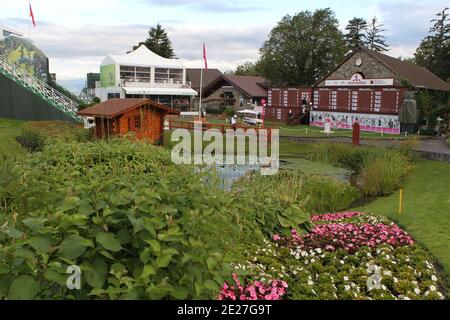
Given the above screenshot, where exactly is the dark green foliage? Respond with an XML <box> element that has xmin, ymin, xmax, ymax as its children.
<box><xmin>365</xmin><ymin>17</ymin><xmax>389</xmax><ymax>52</ymax></box>
<box><xmin>233</xmin><ymin>61</ymin><xmax>262</xmax><ymax>76</ymax></box>
<box><xmin>17</xmin><ymin>121</ymin><xmax>91</xmax><ymax>152</ymax></box>
<box><xmin>414</xmin><ymin>8</ymin><xmax>450</xmax><ymax>81</ymax></box>
<box><xmin>344</xmin><ymin>18</ymin><xmax>368</xmax><ymax>49</ymax></box>
<box><xmin>0</xmin><ymin>139</ymin><xmax>310</xmax><ymax>299</ymax></box>
<box><xmin>303</xmin><ymin>144</ymin><xmax>414</xmax><ymax>196</ymax></box>
<box><xmin>133</xmin><ymin>24</ymin><xmax>175</xmax><ymax>58</ymax></box>
<box><xmin>258</xmin><ymin>8</ymin><xmax>347</xmax><ymax>86</ymax></box>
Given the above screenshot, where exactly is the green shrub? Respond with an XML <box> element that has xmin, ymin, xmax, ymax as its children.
<box><xmin>301</xmin><ymin>175</ymin><xmax>360</xmax><ymax>213</ymax></box>
<box><xmin>224</xmin><ymin>108</ymin><xmax>236</xmax><ymax>117</ymax></box>
<box><xmin>0</xmin><ymin>139</ymin><xmax>308</xmax><ymax>300</ymax></box>
<box><xmin>16</xmin><ymin>121</ymin><xmax>92</xmax><ymax>152</ymax></box>
<box><xmin>361</xmin><ymin>151</ymin><xmax>413</xmax><ymax>196</ymax></box>
<box><xmin>304</xmin><ymin>143</ymin><xmax>414</xmax><ymax>197</ymax></box>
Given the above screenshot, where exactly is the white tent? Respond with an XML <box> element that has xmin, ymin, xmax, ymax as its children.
<box><xmin>101</xmin><ymin>45</ymin><xmax>184</xmax><ymax>68</ymax></box>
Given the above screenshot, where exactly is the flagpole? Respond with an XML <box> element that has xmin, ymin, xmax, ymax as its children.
<box><xmin>199</xmin><ymin>67</ymin><xmax>203</xmax><ymax>119</ymax></box>
<box><xmin>198</xmin><ymin>43</ymin><xmax>204</xmax><ymax>119</ymax></box>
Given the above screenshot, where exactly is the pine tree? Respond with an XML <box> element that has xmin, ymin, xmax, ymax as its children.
<box><xmin>365</xmin><ymin>17</ymin><xmax>389</xmax><ymax>52</ymax></box>
<box><xmin>344</xmin><ymin>18</ymin><xmax>367</xmax><ymax>49</ymax></box>
<box><xmin>414</xmin><ymin>8</ymin><xmax>450</xmax><ymax>81</ymax></box>
<box><xmin>133</xmin><ymin>24</ymin><xmax>175</xmax><ymax>58</ymax></box>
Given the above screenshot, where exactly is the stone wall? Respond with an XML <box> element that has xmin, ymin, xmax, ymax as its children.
<box><xmin>317</xmin><ymin>50</ymin><xmax>400</xmax><ymax>87</ymax></box>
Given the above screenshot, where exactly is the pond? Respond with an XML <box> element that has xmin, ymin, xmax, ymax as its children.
<box><xmin>206</xmin><ymin>157</ymin><xmax>356</xmax><ymax>191</ymax></box>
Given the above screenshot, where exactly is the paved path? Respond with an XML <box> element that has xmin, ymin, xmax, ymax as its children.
<box><xmin>281</xmin><ymin>136</ymin><xmax>450</xmax><ymax>162</ymax></box>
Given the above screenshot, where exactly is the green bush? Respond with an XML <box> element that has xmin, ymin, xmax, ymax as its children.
<box><xmin>224</xmin><ymin>108</ymin><xmax>236</xmax><ymax>117</ymax></box>
<box><xmin>361</xmin><ymin>151</ymin><xmax>413</xmax><ymax>196</ymax></box>
<box><xmin>304</xmin><ymin>144</ymin><xmax>414</xmax><ymax>196</ymax></box>
<box><xmin>301</xmin><ymin>175</ymin><xmax>360</xmax><ymax>213</ymax></box>
<box><xmin>16</xmin><ymin>121</ymin><xmax>92</xmax><ymax>152</ymax></box>
<box><xmin>0</xmin><ymin>139</ymin><xmax>308</xmax><ymax>300</ymax></box>
<box><xmin>234</xmin><ymin>170</ymin><xmax>358</xmax><ymax>225</ymax></box>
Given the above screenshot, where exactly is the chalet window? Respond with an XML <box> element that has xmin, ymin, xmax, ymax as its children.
<box><xmin>134</xmin><ymin>116</ymin><xmax>141</xmax><ymax>129</ymax></box>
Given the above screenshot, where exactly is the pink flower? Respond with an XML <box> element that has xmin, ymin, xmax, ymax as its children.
<box><xmin>273</xmin><ymin>234</ymin><xmax>281</xmax><ymax>241</ymax></box>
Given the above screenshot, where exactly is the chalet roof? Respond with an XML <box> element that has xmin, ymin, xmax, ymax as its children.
<box><xmin>367</xmin><ymin>48</ymin><xmax>450</xmax><ymax>91</ymax></box>
<box><xmin>204</xmin><ymin>75</ymin><xmax>268</xmax><ymax>98</ymax></box>
<box><xmin>186</xmin><ymin>68</ymin><xmax>223</xmax><ymax>90</ymax></box>
<box><xmin>315</xmin><ymin>45</ymin><xmax>450</xmax><ymax>91</ymax></box>
<box><xmin>78</xmin><ymin>99</ymin><xmax>180</xmax><ymax>118</ymax></box>
<box><xmin>101</xmin><ymin>45</ymin><xmax>184</xmax><ymax>68</ymax></box>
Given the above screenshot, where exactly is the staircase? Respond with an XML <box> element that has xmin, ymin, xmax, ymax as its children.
<box><xmin>0</xmin><ymin>54</ymin><xmax>83</xmax><ymax>123</ymax></box>
<box><xmin>288</xmin><ymin>111</ymin><xmax>310</xmax><ymax>126</ymax></box>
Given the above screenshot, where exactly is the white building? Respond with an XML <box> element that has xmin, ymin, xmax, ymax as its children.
<box><xmin>95</xmin><ymin>44</ymin><xmax>197</xmax><ymax>111</ymax></box>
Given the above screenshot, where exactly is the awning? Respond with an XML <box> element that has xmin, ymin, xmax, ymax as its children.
<box><xmin>238</xmin><ymin>109</ymin><xmax>261</xmax><ymax>115</ymax></box>
<box><xmin>123</xmin><ymin>87</ymin><xmax>198</xmax><ymax>96</ymax></box>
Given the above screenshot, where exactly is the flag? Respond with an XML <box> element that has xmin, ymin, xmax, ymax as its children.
<box><xmin>203</xmin><ymin>42</ymin><xmax>208</xmax><ymax>70</ymax></box>
<box><xmin>29</xmin><ymin>3</ymin><xmax>36</xmax><ymax>27</ymax></box>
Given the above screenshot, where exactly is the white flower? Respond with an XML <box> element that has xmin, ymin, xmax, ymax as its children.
<box><xmin>383</xmin><ymin>271</ymin><xmax>393</xmax><ymax>277</ymax></box>
<box><xmin>344</xmin><ymin>276</ymin><xmax>349</xmax><ymax>281</ymax></box>
<box><xmin>393</xmin><ymin>277</ymin><xmax>399</xmax><ymax>283</ymax></box>
<box><xmin>381</xmin><ymin>285</ymin><xmax>387</xmax><ymax>291</ymax></box>
<box><xmin>315</xmin><ymin>248</ymin><xmax>322</xmax><ymax>254</ymax></box>
<box><xmin>431</xmin><ymin>275</ymin><xmax>438</xmax><ymax>282</ymax></box>
<box><xmin>310</xmin><ymin>258</ymin><xmax>316</xmax><ymax>263</ymax></box>
<box><xmin>425</xmin><ymin>291</ymin><xmax>430</xmax><ymax>296</ymax></box>
<box><xmin>414</xmin><ymin>288</ymin><xmax>421</xmax><ymax>295</ymax></box>
<box><xmin>403</xmin><ymin>296</ymin><xmax>411</xmax><ymax>300</ymax></box>
<box><xmin>340</xmin><ymin>260</ymin><xmax>345</xmax><ymax>265</ymax></box>
<box><xmin>308</xmin><ymin>280</ymin><xmax>314</xmax><ymax>286</ymax></box>
<box><xmin>345</xmin><ymin>285</ymin><xmax>351</xmax><ymax>291</ymax></box>
<box><xmin>430</xmin><ymin>285</ymin><xmax>437</xmax><ymax>292</ymax></box>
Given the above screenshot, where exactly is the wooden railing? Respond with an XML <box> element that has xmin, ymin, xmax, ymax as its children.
<box><xmin>168</xmin><ymin>120</ymin><xmax>277</xmax><ymax>142</ymax></box>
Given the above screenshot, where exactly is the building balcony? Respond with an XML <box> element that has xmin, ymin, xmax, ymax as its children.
<box><xmin>120</xmin><ymin>80</ymin><xmax>192</xmax><ymax>89</ymax></box>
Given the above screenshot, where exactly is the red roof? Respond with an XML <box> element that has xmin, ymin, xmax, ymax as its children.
<box><xmin>78</xmin><ymin>99</ymin><xmax>180</xmax><ymax>118</ymax></box>
<box><xmin>203</xmin><ymin>75</ymin><xmax>268</xmax><ymax>98</ymax></box>
<box><xmin>186</xmin><ymin>68</ymin><xmax>223</xmax><ymax>91</ymax></box>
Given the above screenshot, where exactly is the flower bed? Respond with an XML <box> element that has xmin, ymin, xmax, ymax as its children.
<box><xmin>230</xmin><ymin>212</ymin><xmax>446</xmax><ymax>300</ymax></box>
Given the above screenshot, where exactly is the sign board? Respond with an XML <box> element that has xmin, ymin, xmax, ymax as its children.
<box><xmin>325</xmin><ymin>78</ymin><xmax>394</xmax><ymax>87</ymax></box>
<box><xmin>310</xmin><ymin>111</ymin><xmax>401</xmax><ymax>135</ymax></box>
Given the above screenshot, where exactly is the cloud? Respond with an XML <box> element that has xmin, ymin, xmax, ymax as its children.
<box><xmin>376</xmin><ymin>1</ymin><xmax>441</xmax><ymax>57</ymax></box>
<box><xmin>2</xmin><ymin>18</ymin><xmax>270</xmax><ymax>93</ymax></box>
<box><xmin>142</xmin><ymin>0</ymin><xmax>268</xmax><ymax>13</ymax></box>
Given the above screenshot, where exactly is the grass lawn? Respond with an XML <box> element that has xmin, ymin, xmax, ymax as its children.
<box><xmin>0</xmin><ymin>117</ymin><xmax>24</xmax><ymax>153</ymax></box>
<box><xmin>356</xmin><ymin>159</ymin><xmax>450</xmax><ymax>287</ymax></box>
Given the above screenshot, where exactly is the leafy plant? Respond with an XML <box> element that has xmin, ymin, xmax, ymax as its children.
<box><xmin>0</xmin><ymin>139</ymin><xmax>306</xmax><ymax>300</ymax></box>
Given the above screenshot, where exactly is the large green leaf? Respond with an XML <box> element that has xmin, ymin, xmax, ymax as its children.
<box><xmin>7</xmin><ymin>275</ymin><xmax>39</xmax><ymax>300</ymax></box>
<box><xmin>96</xmin><ymin>232</ymin><xmax>123</xmax><ymax>252</ymax></box>
<box><xmin>83</xmin><ymin>258</ymin><xmax>107</xmax><ymax>289</ymax></box>
<box><xmin>58</xmin><ymin>235</ymin><xmax>90</xmax><ymax>260</ymax></box>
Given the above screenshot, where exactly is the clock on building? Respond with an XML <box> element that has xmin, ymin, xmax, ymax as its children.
<box><xmin>355</xmin><ymin>58</ymin><xmax>363</xmax><ymax>67</ymax></box>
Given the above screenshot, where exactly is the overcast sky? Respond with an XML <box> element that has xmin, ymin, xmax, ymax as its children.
<box><xmin>0</xmin><ymin>0</ymin><xmax>447</xmax><ymax>92</ymax></box>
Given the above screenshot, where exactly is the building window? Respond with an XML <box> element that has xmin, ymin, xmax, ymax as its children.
<box><xmin>155</xmin><ymin>68</ymin><xmax>183</xmax><ymax>84</ymax></box>
<box><xmin>134</xmin><ymin>116</ymin><xmax>141</xmax><ymax>129</ymax></box>
<box><xmin>107</xmin><ymin>93</ymin><xmax>120</xmax><ymax>100</ymax></box>
<box><xmin>120</xmin><ymin>66</ymin><xmax>151</xmax><ymax>83</ymax></box>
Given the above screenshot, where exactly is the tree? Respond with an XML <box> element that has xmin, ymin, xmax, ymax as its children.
<box><xmin>258</xmin><ymin>8</ymin><xmax>347</xmax><ymax>86</ymax></box>
<box><xmin>133</xmin><ymin>24</ymin><xmax>175</xmax><ymax>58</ymax></box>
<box><xmin>365</xmin><ymin>17</ymin><xmax>389</xmax><ymax>52</ymax></box>
<box><xmin>233</xmin><ymin>61</ymin><xmax>261</xmax><ymax>76</ymax></box>
<box><xmin>414</xmin><ymin>8</ymin><xmax>450</xmax><ymax>81</ymax></box>
<box><xmin>344</xmin><ymin>18</ymin><xmax>368</xmax><ymax>49</ymax></box>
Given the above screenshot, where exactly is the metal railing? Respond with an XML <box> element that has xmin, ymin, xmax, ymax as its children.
<box><xmin>120</xmin><ymin>80</ymin><xmax>192</xmax><ymax>89</ymax></box>
<box><xmin>0</xmin><ymin>54</ymin><xmax>83</xmax><ymax>123</ymax></box>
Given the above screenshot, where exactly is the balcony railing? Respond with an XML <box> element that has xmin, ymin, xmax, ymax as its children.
<box><xmin>120</xmin><ymin>80</ymin><xmax>192</xmax><ymax>89</ymax></box>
